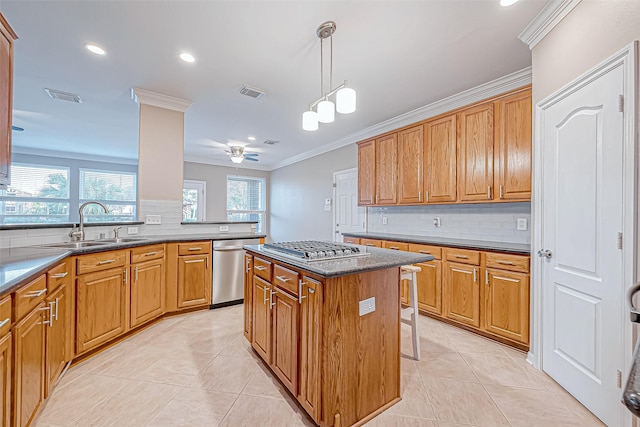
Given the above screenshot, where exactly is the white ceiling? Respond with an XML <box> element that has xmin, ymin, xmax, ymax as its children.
<box><xmin>1</xmin><ymin>0</ymin><xmax>545</xmax><ymax>171</ymax></box>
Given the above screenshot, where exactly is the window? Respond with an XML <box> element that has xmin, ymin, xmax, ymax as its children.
<box><xmin>0</xmin><ymin>163</ymin><xmax>70</xmax><ymax>224</ymax></box>
<box><xmin>183</xmin><ymin>180</ymin><xmax>206</xmax><ymax>222</ymax></box>
<box><xmin>227</xmin><ymin>175</ymin><xmax>265</xmax><ymax>233</ymax></box>
<box><xmin>79</xmin><ymin>169</ymin><xmax>137</xmax><ymax>222</ymax></box>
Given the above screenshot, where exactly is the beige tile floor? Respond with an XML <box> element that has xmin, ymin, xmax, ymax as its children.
<box><xmin>35</xmin><ymin>305</ymin><xmax>606</xmax><ymax>427</ymax></box>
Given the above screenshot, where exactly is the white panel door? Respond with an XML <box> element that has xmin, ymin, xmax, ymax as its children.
<box><xmin>541</xmin><ymin>64</ymin><xmax>624</xmax><ymax>426</ymax></box>
<box><xmin>334</xmin><ymin>169</ymin><xmax>365</xmax><ymax>242</ymax></box>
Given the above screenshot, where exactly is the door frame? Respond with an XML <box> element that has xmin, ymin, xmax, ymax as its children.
<box><xmin>530</xmin><ymin>41</ymin><xmax>638</xmax><ymax>425</ymax></box>
<box><xmin>332</xmin><ymin>167</ymin><xmax>366</xmax><ymax>242</ymax></box>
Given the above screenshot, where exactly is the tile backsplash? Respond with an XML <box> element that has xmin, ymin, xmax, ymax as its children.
<box><xmin>367</xmin><ymin>202</ymin><xmax>531</xmax><ymax>244</ymax></box>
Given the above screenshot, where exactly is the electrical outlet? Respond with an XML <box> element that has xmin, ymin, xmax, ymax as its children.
<box><xmin>517</xmin><ymin>218</ymin><xmax>528</xmax><ymax>231</ymax></box>
<box><xmin>359</xmin><ymin>297</ymin><xmax>376</xmax><ymax>316</ymax></box>
<box><xmin>219</xmin><ymin>225</ymin><xmax>229</xmax><ymax>232</ymax></box>
<box><xmin>382</xmin><ymin>216</ymin><xmax>388</xmax><ymax>225</ymax></box>
<box><xmin>127</xmin><ymin>226</ymin><xmax>138</xmax><ymax>235</ymax></box>
<box><xmin>145</xmin><ymin>215</ymin><xmax>161</xmax><ymax>225</ymax></box>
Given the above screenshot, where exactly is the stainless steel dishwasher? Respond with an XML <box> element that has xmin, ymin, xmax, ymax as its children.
<box><xmin>211</xmin><ymin>238</ymin><xmax>261</xmax><ymax>308</ymax></box>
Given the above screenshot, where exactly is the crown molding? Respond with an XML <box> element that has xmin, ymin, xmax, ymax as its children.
<box><xmin>270</xmin><ymin>67</ymin><xmax>532</xmax><ymax>171</ymax></box>
<box><xmin>518</xmin><ymin>0</ymin><xmax>582</xmax><ymax>50</ymax></box>
<box><xmin>12</xmin><ymin>146</ymin><xmax>139</xmax><ymax>165</ymax></box>
<box><xmin>131</xmin><ymin>88</ymin><xmax>192</xmax><ymax>112</ymax></box>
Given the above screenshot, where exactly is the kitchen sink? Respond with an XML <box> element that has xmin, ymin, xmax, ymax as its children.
<box><xmin>97</xmin><ymin>237</ymin><xmax>149</xmax><ymax>243</ymax></box>
<box><xmin>42</xmin><ymin>241</ymin><xmax>111</xmax><ymax>249</ymax></box>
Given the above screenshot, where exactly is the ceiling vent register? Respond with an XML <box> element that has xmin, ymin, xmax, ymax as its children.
<box><xmin>239</xmin><ymin>85</ymin><xmax>265</xmax><ymax>99</ymax></box>
<box><xmin>263</xmin><ymin>140</ymin><xmax>279</xmax><ymax>145</ymax></box>
<box><xmin>45</xmin><ymin>88</ymin><xmax>83</xmax><ymax>103</ymax></box>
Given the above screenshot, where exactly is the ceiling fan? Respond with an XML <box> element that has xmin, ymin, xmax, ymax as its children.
<box><xmin>225</xmin><ymin>145</ymin><xmax>259</xmax><ymax>164</ymax></box>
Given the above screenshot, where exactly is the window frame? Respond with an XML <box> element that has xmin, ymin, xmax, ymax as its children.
<box><xmin>226</xmin><ymin>175</ymin><xmax>266</xmax><ymax>233</ymax></box>
<box><xmin>183</xmin><ymin>179</ymin><xmax>206</xmax><ymax>222</ymax></box>
<box><xmin>78</xmin><ymin>168</ymin><xmax>137</xmax><ymax>222</ymax></box>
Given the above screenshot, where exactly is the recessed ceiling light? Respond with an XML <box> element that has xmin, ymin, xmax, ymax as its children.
<box><xmin>179</xmin><ymin>52</ymin><xmax>195</xmax><ymax>63</ymax></box>
<box><xmin>84</xmin><ymin>43</ymin><xmax>106</xmax><ymax>56</ymax></box>
<box><xmin>500</xmin><ymin>0</ymin><xmax>519</xmax><ymax>6</ymax></box>
<box><xmin>248</xmin><ymin>136</ymin><xmax>256</xmax><ymax>141</ymax></box>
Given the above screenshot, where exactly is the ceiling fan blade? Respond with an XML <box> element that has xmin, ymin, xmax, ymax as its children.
<box><xmin>244</xmin><ymin>157</ymin><xmax>259</xmax><ymax>161</ymax></box>
<box><xmin>244</xmin><ymin>153</ymin><xmax>259</xmax><ymax>157</ymax></box>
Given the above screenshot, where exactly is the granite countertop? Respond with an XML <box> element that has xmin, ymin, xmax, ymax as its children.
<box><xmin>244</xmin><ymin>244</ymin><xmax>433</xmax><ymax>279</ymax></box>
<box><xmin>341</xmin><ymin>232</ymin><xmax>530</xmax><ymax>255</ymax></box>
<box><xmin>0</xmin><ymin>232</ymin><xmax>266</xmax><ymax>296</ymax></box>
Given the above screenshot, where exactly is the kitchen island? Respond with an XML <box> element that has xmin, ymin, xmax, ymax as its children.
<box><xmin>243</xmin><ymin>243</ymin><xmax>432</xmax><ymax>427</ymax></box>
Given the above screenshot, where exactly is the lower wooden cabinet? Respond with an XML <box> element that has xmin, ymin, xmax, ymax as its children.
<box><xmin>243</xmin><ymin>254</ymin><xmax>253</xmax><ymax>341</ymax></box>
<box><xmin>271</xmin><ymin>289</ymin><xmax>298</xmax><ymax>393</ymax></box>
<box><xmin>416</xmin><ymin>260</ymin><xmax>442</xmax><ymax>315</ymax></box>
<box><xmin>298</xmin><ymin>277</ymin><xmax>322</xmax><ymax>422</ymax></box>
<box><xmin>76</xmin><ymin>267</ymin><xmax>127</xmax><ymax>354</ymax></box>
<box><xmin>252</xmin><ymin>276</ymin><xmax>271</xmax><ymax>362</ymax></box>
<box><xmin>130</xmin><ymin>259</ymin><xmax>165</xmax><ymax>328</ymax></box>
<box><xmin>177</xmin><ymin>254</ymin><xmax>211</xmax><ymax>308</ymax></box>
<box><xmin>443</xmin><ymin>262</ymin><xmax>480</xmax><ymax>328</ymax></box>
<box><xmin>483</xmin><ymin>268</ymin><xmax>530</xmax><ymax>344</ymax></box>
<box><xmin>0</xmin><ymin>332</ymin><xmax>11</xmax><ymax>427</ymax></box>
<box><xmin>13</xmin><ymin>303</ymin><xmax>46</xmax><ymax>427</ymax></box>
<box><xmin>45</xmin><ymin>283</ymin><xmax>70</xmax><ymax>396</ymax></box>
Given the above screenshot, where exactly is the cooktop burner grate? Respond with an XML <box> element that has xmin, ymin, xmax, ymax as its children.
<box><xmin>262</xmin><ymin>240</ymin><xmax>366</xmax><ymax>262</ymax></box>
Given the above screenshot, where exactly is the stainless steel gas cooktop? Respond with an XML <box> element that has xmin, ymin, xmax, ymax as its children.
<box><xmin>262</xmin><ymin>241</ymin><xmax>369</xmax><ymax>262</ymax></box>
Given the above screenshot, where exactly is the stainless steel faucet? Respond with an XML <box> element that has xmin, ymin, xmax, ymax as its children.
<box><xmin>69</xmin><ymin>201</ymin><xmax>109</xmax><ymax>241</ymax></box>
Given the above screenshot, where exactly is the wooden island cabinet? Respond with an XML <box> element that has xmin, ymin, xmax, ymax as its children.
<box><xmin>244</xmin><ymin>245</ymin><xmax>431</xmax><ymax>427</ymax></box>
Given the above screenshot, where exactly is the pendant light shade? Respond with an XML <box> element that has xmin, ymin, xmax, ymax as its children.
<box><xmin>302</xmin><ymin>110</ymin><xmax>319</xmax><ymax>131</ymax></box>
<box><xmin>317</xmin><ymin>100</ymin><xmax>335</xmax><ymax>123</ymax></box>
<box><xmin>336</xmin><ymin>87</ymin><xmax>356</xmax><ymax>114</ymax></box>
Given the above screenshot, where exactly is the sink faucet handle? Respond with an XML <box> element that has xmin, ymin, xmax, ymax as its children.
<box><xmin>69</xmin><ymin>225</ymin><xmax>82</xmax><ymax>241</ymax></box>
<box><xmin>113</xmin><ymin>226</ymin><xmax>122</xmax><ymax>238</ymax></box>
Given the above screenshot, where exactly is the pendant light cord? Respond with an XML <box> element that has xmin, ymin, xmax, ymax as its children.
<box><xmin>320</xmin><ymin>37</ymin><xmax>324</xmax><ymax>97</ymax></box>
<box><xmin>330</xmin><ymin>34</ymin><xmax>333</xmax><ymax>96</ymax></box>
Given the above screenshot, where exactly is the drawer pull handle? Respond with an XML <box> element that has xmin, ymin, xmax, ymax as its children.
<box><xmin>496</xmin><ymin>260</ymin><xmax>515</xmax><ymax>265</ymax></box>
<box><xmin>473</xmin><ymin>268</ymin><xmax>477</xmax><ymax>283</ymax></box>
<box><xmin>185</xmin><ymin>259</ymin><xmax>205</xmax><ymax>264</ymax></box>
<box><xmin>299</xmin><ymin>280</ymin><xmax>306</xmax><ymax>303</ymax></box>
<box><xmin>276</xmin><ymin>275</ymin><xmax>290</xmax><ymax>282</ymax></box>
<box><xmin>24</xmin><ymin>289</ymin><xmax>47</xmax><ymax>298</ymax></box>
<box><xmin>255</xmin><ymin>266</ymin><xmax>267</xmax><ymax>271</ymax></box>
<box><xmin>0</xmin><ymin>318</ymin><xmax>9</xmax><ymax>328</ymax></box>
<box><xmin>389</xmin><ymin>246</ymin><xmax>400</xmax><ymax>250</ymax></box>
<box><xmin>51</xmin><ymin>272</ymin><xmax>68</xmax><ymax>278</ymax></box>
<box><xmin>145</xmin><ymin>251</ymin><xmax>158</xmax><ymax>256</ymax></box>
<box><xmin>365</xmin><ymin>244</ymin><xmax>376</xmax><ymax>247</ymax></box>
<box><xmin>188</xmin><ymin>247</ymin><xmax>201</xmax><ymax>251</ymax></box>
<box><xmin>418</xmin><ymin>250</ymin><xmax>431</xmax><ymax>254</ymax></box>
<box><xmin>97</xmin><ymin>259</ymin><xmax>116</xmax><ymax>265</ymax></box>
<box><xmin>454</xmin><ymin>255</ymin><xmax>469</xmax><ymax>259</ymax></box>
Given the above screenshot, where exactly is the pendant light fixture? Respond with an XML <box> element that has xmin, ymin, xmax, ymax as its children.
<box><xmin>302</xmin><ymin>21</ymin><xmax>356</xmax><ymax>131</ymax></box>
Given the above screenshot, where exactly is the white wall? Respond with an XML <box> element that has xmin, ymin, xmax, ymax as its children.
<box><xmin>270</xmin><ymin>144</ymin><xmax>357</xmax><ymax>242</ymax></box>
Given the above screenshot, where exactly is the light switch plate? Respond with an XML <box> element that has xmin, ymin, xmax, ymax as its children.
<box><xmin>219</xmin><ymin>225</ymin><xmax>229</xmax><ymax>232</ymax></box>
<box><xmin>145</xmin><ymin>215</ymin><xmax>161</xmax><ymax>225</ymax></box>
<box><xmin>359</xmin><ymin>297</ymin><xmax>376</xmax><ymax>316</ymax></box>
<box><xmin>127</xmin><ymin>226</ymin><xmax>138</xmax><ymax>235</ymax></box>
<box><xmin>517</xmin><ymin>218</ymin><xmax>528</xmax><ymax>231</ymax></box>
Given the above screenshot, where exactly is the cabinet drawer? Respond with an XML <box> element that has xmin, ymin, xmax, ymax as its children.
<box><xmin>76</xmin><ymin>250</ymin><xmax>127</xmax><ymax>275</ymax></box>
<box><xmin>131</xmin><ymin>244</ymin><xmax>165</xmax><ymax>263</ymax></box>
<box><xmin>408</xmin><ymin>243</ymin><xmax>442</xmax><ymax>260</ymax></box>
<box><xmin>274</xmin><ymin>264</ymin><xmax>299</xmax><ymax>297</ymax></box>
<box><xmin>382</xmin><ymin>241</ymin><xmax>409</xmax><ymax>251</ymax></box>
<box><xmin>360</xmin><ymin>238</ymin><xmax>382</xmax><ymax>248</ymax></box>
<box><xmin>445</xmin><ymin>248</ymin><xmax>480</xmax><ymax>265</ymax></box>
<box><xmin>0</xmin><ymin>294</ymin><xmax>11</xmax><ymax>336</ymax></box>
<box><xmin>485</xmin><ymin>252</ymin><xmax>529</xmax><ymax>273</ymax></box>
<box><xmin>343</xmin><ymin>237</ymin><xmax>359</xmax><ymax>244</ymax></box>
<box><xmin>47</xmin><ymin>259</ymin><xmax>71</xmax><ymax>293</ymax></box>
<box><xmin>14</xmin><ymin>274</ymin><xmax>47</xmax><ymax>321</ymax></box>
<box><xmin>254</xmin><ymin>257</ymin><xmax>272</xmax><ymax>281</ymax></box>
<box><xmin>178</xmin><ymin>241</ymin><xmax>211</xmax><ymax>256</ymax></box>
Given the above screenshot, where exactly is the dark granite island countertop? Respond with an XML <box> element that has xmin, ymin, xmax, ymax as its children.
<box><xmin>243</xmin><ymin>244</ymin><xmax>433</xmax><ymax>278</ymax></box>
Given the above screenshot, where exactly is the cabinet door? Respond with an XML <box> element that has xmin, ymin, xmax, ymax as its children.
<box><xmin>357</xmin><ymin>140</ymin><xmax>376</xmax><ymax>205</ymax></box>
<box><xmin>0</xmin><ymin>332</ymin><xmax>11</xmax><ymax>427</ymax></box>
<box><xmin>252</xmin><ymin>276</ymin><xmax>271</xmax><ymax>363</ymax></box>
<box><xmin>416</xmin><ymin>260</ymin><xmax>442</xmax><ymax>316</ymax></box>
<box><xmin>484</xmin><ymin>269</ymin><xmax>529</xmax><ymax>344</ymax></box>
<box><xmin>131</xmin><ymin>258</ymin><xmax>165</xmax><ymax>328</ymax></box>
<box><xmin>271</xmin><ymin>289</ymin><xmax>299</xmax><ymax>394</ymax></box>
<box><xmin>299</xmin><ymin>277</ymin><xmax>322</xmax><ymax>423</ymax></box>
<box><xmin>0</xmin><ymin>15</ymin><xmax>15</xmax><ymax>186</ymax></box>
<box><xmin>45</xmin><ymin>283</ymin><xmax>70</xmax><ymax>397</ymax></box>
<box><xmin>425</xmin><ymin>114</ymin><xmax>457</xmax><ymax>203</ymax></box>
<box><xmin>244</xmin><ymin>255</ymin><xmax>253</xmax><ymax>342</ymax></box>
<box><xmin>494</xmin><ymin>89</ymin><xmax>532</xmax><ymax>201</ymax></box>
<box><xmin>177</xmin><ymin>254</ymin><xmax>211</xmax><ymax>308</ymax></box>
<box><xmin>458</xmin><ymin>103</ymin><xmax>494</xmax><ymax>202</ymax></box>
<box><xmin>444</xmin><ymin>262</ymin><xmax>480</xmax><ymax>327</ymax></box>
<box><xmin>76</xmin><ymin>268</ymin><xmax>127</xmax><ymax>354</ymax></box>
<box><xmin>14</xmin><ymin>304</ymin><xmax>46</xmax><ymax>427</ymax></box>
<box><xmin>375</xmin><ymin>133</ymin><xmax>398</xmax><ymax>204</ymax></box>
<box><xmin>397</xmin><ymin>125</ymin><xmax>424</xmax><ymax>204</ymax></box>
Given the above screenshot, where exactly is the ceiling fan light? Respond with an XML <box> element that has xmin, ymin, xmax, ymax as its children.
<box><xmin>336</xmin><ymin>87</ymin><xmax>356</xmax><ymax>114</ymax></box>
<box><xmin>302</xmin><ymin>110</ymin><xmax>319</xmax><ymax>131</ymax></box>
<box><xmin>317</xmin><ymin>100</ymin><xmax>335</xmax><ymax>123</ymax></box>
<box><xmin>230</xmin><ymin>156</ymin><xmax>244</xmax><ymax>164</ymax></box>
<box><xmin>500</xmin><ymin>0</ymin><xmax>519</xmax><ymax>6</ymax></box>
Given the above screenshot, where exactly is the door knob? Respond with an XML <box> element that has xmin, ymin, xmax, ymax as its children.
<box><xmin>537</xmin><ymin>249</ymin><xmax>552</xmax><ymax>259</ymax></box>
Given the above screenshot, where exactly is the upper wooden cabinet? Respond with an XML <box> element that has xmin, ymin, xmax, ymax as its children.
<box><xmin>458</xmin><ymin>102</ymin><xmax>494</xmax><ymax>202</ymax></box>
<box><xmin>425</xmin><ymin>114</ymin><xmax>457</xmax><ymax>203</ymax></box>
<box><xmin>357</xmin><ymin>140</ymin><xmax>375</xmax><ymax>205</ymax></box>
<box><xmin>0</xmin><ymin>13</ymin><xmax>17</xmax><ymax>187</ymax></box>
<box><xmin>397</xmin><ymin>125</ymin><xmax>424</xmax><ymax>204</ymax></box>
<box><xmin>494</xmin><ymin>88</ymin><xmax>532</xmax><ymax>200</ymax></box>
<box><xmin>375</xmin><ymin>133</ymin><xmax>398</xmax><ymax>204</ymax></box>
